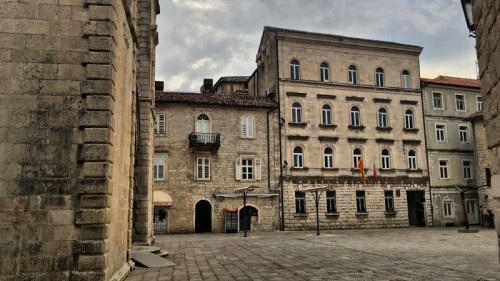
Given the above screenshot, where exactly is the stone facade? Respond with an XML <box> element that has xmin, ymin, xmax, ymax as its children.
<box><xmin>152</xmin><ymin>85</ymin><xmax>281</xmax><ymax>234</ymax></box>
<box><xmin>421</xmin><ymin>76</ymin><xmax>482</xmax><ymax>226</ymax></box>
<box><xmin>472</xmin><ymin>0</ymin><xmax>500</xmax><ymax>260</ymax></box>
<box><xmin>0</xmin><ymin>1</ymin><xmax>158</xmax><ymax>280</ymax></box>
<box><xmin>250</xmin><ymin>27</ymin><xmax>431</xmax><ymax>230</ymax></box>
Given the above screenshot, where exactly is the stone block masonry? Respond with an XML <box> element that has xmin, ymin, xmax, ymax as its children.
<box><xmin>0</xmin><ymin>1</ymin><xmax>159</xmax><ymax>280</ymax></box>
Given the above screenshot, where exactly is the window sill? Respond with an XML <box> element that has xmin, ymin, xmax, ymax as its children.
<box><xmin>376</xmin><ymin>126</ymin><xmax>393</xmax><ymax>132</ymax></box>
<box><xmin>287</xmin><ymin>135</ymin><xmax>309</xmax><ymax>140</ymax></box>
<box><xmin>406</xmin><ymin>169</ymin><xmax>423</xmax><ymax>173</ymax></box>
<box><xmin>319</xmin><ymin>124</ymin><xmax>337</xmax><ymax>130</ymax></box>
<box><xmin>288</xmin><ymin>122</ymin><xmax>307</xmax><ymax>128</ymax></box>
<box><xmin>379</xmin><ymin>169</ymin><xmax>396</xmax><ymax>173</ymax></box>
<box><xmin>318</xmin><ymin>136</ymin><xmax>339</xmax><ymax>142</ymax></box>
<box><xmin>384</xmin><ymin>211</ymin><xmax>397</xmax><ymax>216</ymax></box>
<box><xmin>321</xmin><ymin>168</ymin><xmax>339</xmax><ymax>171</ymax></box>
<box><xmin>240</xmin><ymin>136</ymin><xmax>256</xmax><ymax>140</ymax></box>
<box><xmin>326</xmin><ymin>212</ymin><xmax>339</xmax><ymax>217</ymax></box>
<box><xmin>348</xmin><ymin>125</ymin><xmax>365</xmax><ymax>131</ymax></box>
<box><xmin>403</xmin><ymin>128</ymin><xmax>419</xmax><ymax>133</ymax></box>
<box><xmin>294</xmin><ymin>213</ymin><xmax>308</xmax><ymax>218</ymax></box>
<box><xmin>290</xmin><ymin>167</ymin><xmax>309</xmax><ymax>171</ymax></box>
<box><xmin>355</xmin><ymin>212</ymin><xmax>369</xmax><ymax>217</ymax></box>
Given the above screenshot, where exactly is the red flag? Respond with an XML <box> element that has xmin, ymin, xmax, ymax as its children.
<box><xmin>357</xmin><ymin>158</ymin><xmax>365</xmax><ymax>180</ymax></box>
<box><xmin>369</xmin><ymin>156</ymin><xmax>379</xmax><ymax>179</ymax></box>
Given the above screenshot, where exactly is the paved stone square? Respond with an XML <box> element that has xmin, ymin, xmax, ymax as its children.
<box><xmin>125</xmin><ymin>227</ymin><xmax>500</xmax><ymax>281</ymax></box>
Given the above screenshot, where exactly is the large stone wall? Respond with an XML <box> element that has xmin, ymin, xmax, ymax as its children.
<box><xmin>0</xmin><ymin>1</ymin><xmax>158</xmax><ymax>280</ymax></box>
<box><xmin>473</xmin><ymin>0</ymin><xmax>500</xmax><ymax>260</ymax></box>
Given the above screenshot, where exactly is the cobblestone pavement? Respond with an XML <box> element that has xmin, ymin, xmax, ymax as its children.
<box><xmin>125</xmin><ymin>227</ymin><xmax>500</xmax><ymax>281</ymax></box>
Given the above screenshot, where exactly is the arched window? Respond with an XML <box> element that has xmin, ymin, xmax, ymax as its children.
<box><xmin>293</xmin><ymin>146</ymin><xmax>304</xmax><ymax>168</ymax></box>
<box><xmin>321</xmin><ymin>104</ymin><xmax>332</xmax><ymax>125</ymax></box>
<box><xmin>350</xmin><ymin>106</ymin><xmax>361</xmax><ymax>126</ymax></box>
<box><xmin>323</xmin><ymin>147</ymin><xmax>334</xmax><ymax>168</ymax></box>
<box><xmin>375</xmin><ymin>67</ymin><xmax>384</xmax><ymax>87</ymax></box>
<box><xmin>378</xmin><ymin>108</ymin><xmax>388</xmax><ymax>128</ymax></box>
<box><xmin>381</xmin><ymin>149</ymin><xmax>391</xmax><ymax>169</ymax></box>
<box><xmin>196</xmin><ymin>114</ymin><xmax>210</xmax><ymax>142</ymax></box>
<box><xmin>353</xmin><ymin>148</ymin><xmax>362</xmax><ymax>168</ymax></box>
<box><xmin>402</xmin><ymin>70</ymin><xmax>410</xmax><ymax>88</ymax></box>
<box><xmin>408</xmin><ymin>150</ymin><xmax>417</xmax><ymax>170</ymax></box>
<box><xmin>290</xmin><ymin>59</ymin><xmax>300</xmax><ymax>80</ymax></box>
<box><xmin>291</xmin><ymin>102</ymin><xmax>302</xmax><ymax>123</ymax></box>
<box><xmin>320</xmin><ymin>62</ymin><xmax>329</xmax><ymax>82</ymax></box>
<box><xmin>348</xmin><ymin>65</ymin><xmax>357</xmax><ymax>84</ymax></box>
<box><xmin>404</xmin><ymin>109</ymin><xmax>414</xmax><ymax>129</ymax></box>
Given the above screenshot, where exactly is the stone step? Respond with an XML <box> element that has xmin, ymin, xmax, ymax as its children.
<box><xmin>157</xmin><ymin>250</ymin><xmax>169</xmax><ymax>257</ymax></box>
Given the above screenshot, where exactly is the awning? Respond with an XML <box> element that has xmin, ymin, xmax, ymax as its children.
<box><xmin>153</xmin><ymin>191</ymin><xmax>173</xmax><ymax>207</ymax></box>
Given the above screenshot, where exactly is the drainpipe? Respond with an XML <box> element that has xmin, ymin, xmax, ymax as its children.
<box><xmin>267</xmin><ymin>108</ymin><xmax>273</xmax><ymax>190</ymax></box>
<box><xmin>420</xmin><ymin>81</ymin><xmax>434</xmax><ymax>227</ymax></box>
<box><xmin>276</xmin><ymin>33</ymin><xmax>285</xmax><ymax>231</ymax></box>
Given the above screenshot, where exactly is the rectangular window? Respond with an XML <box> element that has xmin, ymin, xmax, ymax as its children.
<box><xmin>240</xmin><ymin>116</ymin><xmax>254</xmax><ymax>138</ymax></box>
<box><xmin>443</xmin><ymin>201</ymin><xmax>454</xmax><ymax>218</ymax></box>
<box><xmin>384</xmin><ymin>191</ymin><xmax>395</xmax><ymax>212</ymax></box>
<box><xmin>436</xmin><ymin>124</ymin><xmax>446</xmax><ymax>142</ymax></box>
<box><xmin>326</xmin><ymin>191</ymin><xmax>337</xmax><ymax>213</ymax></box>
<box><xmin>196</xmin><ymin>157</ymin><xmax>210</xmax><ymax>180</ymax></box>
<box><xmin>476</xmin><ymin>96</ymin><xmax>483</xmax><ymax>111</ymax></box>
<box><xmin>235</xmin><ymin>157</ymin><xmax>262</xmax><ymax>181</ymax></box>
<box><xmin>455</xmin><ymin>94</ymin><xmax>465</xmax><ymax>111</ymax></box>
<box><xmin>153</xmin><ymin>156</ymin><xmax>166</xmax><ymax>180</ymax></box>
<box><xmin>432</xmin><ymin>92</ymin><xmax>443</xmax><ymax>109</ymax></box>
<box><xmin>356</xmin><ymin>191</ymin><xmax>366</xmax><ymax>213</ymax></box>
<box><xmin>439</xmin><ymin>160</ymin><xmax>449</xmax><ymax>179</ymax></box>
<box><xmin>459</xmin><ymin>125</ymin><xmax>469</xmax><ymax>143</ymax></box>
<box><xmin>295</xmin><ymin>191</ymin><xmax>306</xmax><ymax>214</ymax></box>
<box><xmin>463</xmin><ymin>160</ymin><xmax>472</xmax><ymax>179</ymax></box>
<box><xmin>154</xmin><ymin>113</ymin><xmax>166</xmax><ymax>135</ymax></box>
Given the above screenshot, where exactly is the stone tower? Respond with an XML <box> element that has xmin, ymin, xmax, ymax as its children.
<box><xmin>0</xmin><ymin>0</ymin><xmax>159</xmax><ymax>280</ymax></box>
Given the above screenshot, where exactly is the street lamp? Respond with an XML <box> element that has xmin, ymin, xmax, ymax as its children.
<box><xmin>460</xmin><ymin>0</ymin><xmax>475</xmax><ymax>37</ymax></box>
<box><xmin>301</xmin><ymin>185</ymin><xmax>332</xmax><ymax>235</ymax></box>
<box><xmin>234</xmin><ymin>185</ymin><xmax>259</xmax><ymax>237</ymax></box>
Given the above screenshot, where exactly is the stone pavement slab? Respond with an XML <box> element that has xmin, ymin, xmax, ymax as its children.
<box><xmin>125</xmin><ymin>227</ymin><xmax>500</xmax><ymax>281</ymax></box>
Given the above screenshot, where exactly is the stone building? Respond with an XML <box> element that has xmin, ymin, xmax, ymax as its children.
<box><xmin>470</xmin><ymin>0</ymin><xmax>500</xmax><ymax>259</ymax></box>
<box><xmin>0</xmin><ymin>1</ymin><xmax>158</xmax><ymax>280</ymax></box>
<box><xmin>249</xmin><ymin>27</ymin><xmax>431</xmax><ymax>230</ymax></box>
<box><xmin>153</xmin><ymin>80</ymin><xmax>281</xmax><ymax>234</ymax></box>
<box><xmin>421</xmin><ymin>76</ymin><xmax>482</xmax><ymax>226</ymax></box>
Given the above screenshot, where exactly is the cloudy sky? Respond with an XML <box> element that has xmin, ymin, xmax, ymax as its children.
<box><xmin>155</xmin><ymin>0</ymin><xmax>477</xmax><ymax>92</ymax></box>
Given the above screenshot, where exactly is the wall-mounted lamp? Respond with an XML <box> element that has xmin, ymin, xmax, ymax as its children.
<box><xmin>280</xmin><ymin>117</ymin><xmax>285</xmax><ymax>125</ymax></box>
<box><xmin>460</xmin><ymin>0</ymin><xmax>476</xmax><ymax>37</ymax></box>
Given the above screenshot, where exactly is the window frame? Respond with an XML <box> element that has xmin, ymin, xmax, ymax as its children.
<box><xmin>290</xmin><ymin>59</ymin><xmax>300</xmax><ymax>80</ymax></box>
<box><xmin>408</xmin><ymin>149</ymin><xmax>417</xmax><ymax>170</ymax></box>
<box><xmin>235</xmin><ymin>157</ymin><xmax>261</xmax><ymax>181</ymax></box>
<box><xmin>381</xmin><ymin>149</ymin><xmax>391</xmax><ymax>170</ymax></box>
<box><xmin>375</xmin><ymin>67</ymin><xmax>384</xmax><ymax>87</ymax></box>
<box><xmin>378</xmin><ymin>107</ymin><xmax>388</xmax><ymax>128</ymax></box>
<box><xmin>320</xmin><ymin>62</ymin><xmax>329</xmax><ymax>82</ymax></box>
<box><xmin>401</xmin><ymin>70</ymin><xmax>410</xmax><ymax>88</ymax></box>
<box><xmin>458</xmin><ymin>125</ymin><xmax>469</xmax><ymax>143</ymax></box>
<box><xmin>404</xmin><ymin>109</ymin><xmax>415</xmax><ymax>129</ymax></box>
<box><xmin>463</xmin><ymin>160</ymin><xmax>473</xmax><ymax>179</ymax></box>
<box><xmin>153</xmin><ymin>154</ymin><xmax>166</xmax><ymax>181</ymax></box>
<box><xmin>476</xmin><ymin>96</ymin><xmax>483</xmax><ymax>111</ymax></box>
<box><xmin>348</xmin><ymin>65</ymin><xmax>357</xmax><ymax>85</ymax></box>
<box><xmin>326</xmin><ymin>190</ymin><xmax>337</xmax><ymax>213</ymax></box>
<box><xmin>455</xmin><ymin>94</ymin><xmax>466</xmax><ymax>111</ymax></box>
<box><xmin>350</xmin><ymin>105</ymin><xmax>361</xmax><ymax>126</ymax></box>
<box><xmin>353</xmin><ymin>147</ymin><xmax>362</xmax><ymax>168</ymax></box>
<box><xmin>356</xmin><ymin>190</ymin><xmax>367</xmax><ymax>213</ymax></box>
<box><xmin>435</xmin><ymin>124</ymin><xmax>446</xmax><ymax>142</ymax></box>
<box><xmin>323</xmin><ymin>147</ymin><xmax>334</xmax><ymax>168</ymax></box>
<box><xmin>240</xmin><ymin>115</ymin><xmax>255</xmax><ymax>139</ymax></box>
<box><xmin>384</xmin><ymin>191</ymin><xmax>395</xmax><ymax>213</ymax></box>
<box><xmin>432</xmin><ymin>92</ymin><xmax>443</xmax><ymax>109</ymax></box>
<box><xmin>439</xmin><ymin>159</ymin><xmax>450</xmax><ymax>179</ymax></box>
<box><xmin>321</xmin><ymin>104</ymin><xmax>332</xmax><ymax>125</ymax></box>
<box><xmin>196</xmin><ymin>157</ymin><xmax>210</xmax><ymax>180</ymax></box>
<box><xmin>291</xmin><ymin>102</ymin><xmax>302</xmax><ymax>123</ymax></box>
<box><xmin>443</xmin><ymin>201</ymin><xmax>454</xmax><ymax>218</ymax></box>
<box><xmin>293</xmin><ymin>146</ymin><xmax>304</xmax><ymax>168</ymax></box>
<box><xmin>295</xmin><ymin>191</ymin><xmax>306</xmax><ymax>214</ymax></box>
<box><xmin>154</xmin><ymin>113</ymin><xmax>166</xmax><ymax>135</ymax></box>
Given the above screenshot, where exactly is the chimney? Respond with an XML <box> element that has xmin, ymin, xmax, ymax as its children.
<box><xmin>200</xmin><ymin>78</ymin><xmax>213</xmax><ymax>94</ymax></box>
<box><xmin>155</xmin><ymin>81</ymin><xmax>164</xmax><ymax>91</ymax></box>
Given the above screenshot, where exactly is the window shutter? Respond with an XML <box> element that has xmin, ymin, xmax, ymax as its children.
<box><xmin>241</xmin><ymin>117</ymin><xmax>247</xmax><ymax>137</ymax></box>
<box><xmin>248</xmin><ymin>117</ymin><xmax>254</xmax><ymax>138</ymax></box>
<box><xmin>235</xmin><ymin>158</ymin><xmax>241</xmax><ymax>180</ymax></box>
<box><xmin>158</xmin><ymin>114</ymin><xmax>165</xmax><ymax>134</ymax></box>
<box><xmin>255</xmin><ymin>158</ymin><xmax>262</xmax><ymax>180</ymax></box>
<box><xmin>205</xmin><ymin>158</ymin><xmax>210</xmax><ymax>180</ymax></box>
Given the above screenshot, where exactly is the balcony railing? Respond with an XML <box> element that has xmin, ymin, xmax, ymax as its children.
<box><xmin>189</xmin><ymin>132</ymin><xmax>220</xmax><ymax>153</ymax></box>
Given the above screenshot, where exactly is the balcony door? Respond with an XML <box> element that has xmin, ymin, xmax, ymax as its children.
<box><xmin>196</xmin><ymin>114</ymin><xmax>210</xmax><ymax>143</ymax></box>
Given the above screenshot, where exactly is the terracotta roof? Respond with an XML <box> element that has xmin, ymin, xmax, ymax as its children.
<box><xmin>421</xmin><ymin>76</ymin><xmax>480</xmax><ymax>88</ymax></box>
<box><xmin>155</xmin><ymin>91</ymin><xmax>278</xmax><ymax>109</ymax></box>
<box><xmin>466</xmin><ymin>111</ymin><xmax>484</xmax><ymax>120</ymax></box>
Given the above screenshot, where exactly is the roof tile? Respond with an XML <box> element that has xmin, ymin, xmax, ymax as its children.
<box><xmin>421</xmin><ymin>75</ymin><xmax>480</xmax><ymax>88</ymax></box>
<box><xmin>155</xmin><ymin>91</ymin><xmax>278</xmax><ymax>109</ymax></box>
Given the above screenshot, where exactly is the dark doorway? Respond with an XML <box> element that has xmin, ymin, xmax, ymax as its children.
<box><xmin>407</xmin><ymin>191</ymin><xmax>425</xmax><ymax>227</ymax></box>
<box><xmin>153</xmin><ymin>208</ymin><xmax>167</xmax><ymax>234</ymax></box>
<box><xmin>239</xmin><ymin>206</ymin><xmax>258</xmax><ymax>231</ymax></box>
<box><xmin>195</xmin><ymin>200</ymin><xmax>212</xmax><ymax>233</ymax></box>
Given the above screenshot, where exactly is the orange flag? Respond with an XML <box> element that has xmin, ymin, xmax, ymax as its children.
<box><xmin>357</xmin><ymin>158</ymin><xmax>365</xmax><ymax>180</ymax></box>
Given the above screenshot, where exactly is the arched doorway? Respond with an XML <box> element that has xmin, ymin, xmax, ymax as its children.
<box><xmin>239</xmin><ymin>206</ymin><xmax>258</xmax><ymax>231</ymax></box>
<box><xmin>195</xmin><ymin>200</ymin><xmax>212</xmax><ymax>233</ymax></box>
